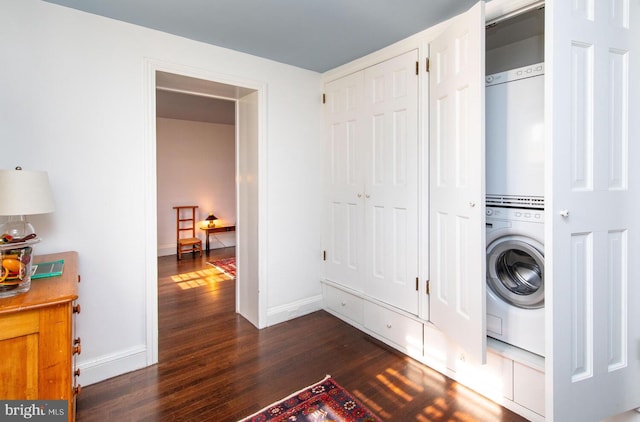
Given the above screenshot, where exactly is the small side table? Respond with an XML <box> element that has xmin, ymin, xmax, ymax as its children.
<box><xmin>200</xmin><ymin>225</ymin><xmax>236</xmax><ymax>252</ymax></box>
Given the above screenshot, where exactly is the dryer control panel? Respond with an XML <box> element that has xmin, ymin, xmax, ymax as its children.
<box><xmin>486</xmin><ymin>206</ymin><xmax>544</xmax><ymax>223</ymax></box>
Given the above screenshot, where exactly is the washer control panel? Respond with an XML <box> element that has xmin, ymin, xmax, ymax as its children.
<box><xmin>486</xmin><ymin>207</ymin><xmax>544</xmax><ymax>223</ymax></box>
<box><xmin>486</xmin><ymin>62</ymin><xmax>544</xmax><ymax>86</ymax></box>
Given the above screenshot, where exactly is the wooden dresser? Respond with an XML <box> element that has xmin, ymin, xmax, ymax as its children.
<box><xmin>0</xmin><ymin>251</ymin><xmax>81</xmax><ymax>421</ymax></box>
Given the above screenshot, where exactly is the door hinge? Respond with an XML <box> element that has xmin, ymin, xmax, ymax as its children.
<box><xmin>415</xmin><ymin>61</ymin><xmax>419</xmax><ymax>75</ymax></box>
<box><xmin>322</xmin><ymin>93</ymin><xmax>326</xmax><ymax>104</ymax></box>
<box><xmin>426</xmin><ymin>280</ymin><xmax>430</xmax><ymax>295</ymax></box>
<box><xmin>323</xmin><ymin>250</ymin><xmax>327</xmax><ymax>261</ymax></box>
<box><xmin>415</xmin><ymin>277</ymin><xmax>419</xmax><ymax>291</ymax></box>
<box><xmin>426</xmin><ymin>58</ymin><xmax>430</xmax><ymax>73</ymax></box>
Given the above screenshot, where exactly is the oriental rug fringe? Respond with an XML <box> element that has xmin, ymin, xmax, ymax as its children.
<box><xmin>205</xmin><ymin>257</ymin><xmax>236</xmax><ymax>279</ymax></box>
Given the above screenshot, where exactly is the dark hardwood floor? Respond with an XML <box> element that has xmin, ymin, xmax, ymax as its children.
<box><xmin>76</xmin><ymin>248</ymin><xmax>527</xmax><ymax>421</ymax></box>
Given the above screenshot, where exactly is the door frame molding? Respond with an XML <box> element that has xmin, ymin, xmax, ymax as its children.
<box><xmin>143</xmin><ymin>58</ymin><xmax>268</xmax><ymax>365</ymax></box>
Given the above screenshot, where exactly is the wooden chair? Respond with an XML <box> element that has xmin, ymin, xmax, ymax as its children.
<box><xmin>173</xmin><ymin>205</ymin><xmax>203</xmax><ymax>259</ymax></box>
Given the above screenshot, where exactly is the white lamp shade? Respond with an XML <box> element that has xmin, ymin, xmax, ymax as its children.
<box><xmin>0</xmin><ymin>169</ymin><xmax>55</xmax><ymax>215</ymax></box>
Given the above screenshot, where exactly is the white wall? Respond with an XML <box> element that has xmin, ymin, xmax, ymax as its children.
<box><xmin>0</xmin><ymin>0</ymin><xmax>323</xmax><ymax>385</ymax></box>
<box><xmin>156</xmin><ymin>118</ymin><xmax>236</xmax><ymax>255</ymax></box>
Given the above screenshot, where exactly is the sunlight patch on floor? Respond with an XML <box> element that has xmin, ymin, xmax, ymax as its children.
<box><xmin>351</xmin><ymin>389</ymin><xmax>392</xmax><ymax>420</ymax></box>
<box><xmin>419</xmin><ymin>397</ymin><xmax>447</xmax><ymax>420</ymax></box>
<box><xmin>351</xmin><ymin>356</ymin><xmax>511</xmax><ymax>422</ymax></box>
<box><xmin>384</xmin><ymin>367</ymin><xmax>424</xmax><ymax>393</ymax></box>
<box><xmin>170</xmin><ymin>267</ymin><xmax>233</xmax><ymax>290</ymax></box>
<box><xmin>375</xmin><ymin>373</ymin><xmax>414</xmax><ymax>402</ymax></box>
<box><xmin>208</xmin><ymin>264</ymin><xmax>234</xmax><ymax>278</ymax></box>
<box><xmin>452</xmin><ymin>380</ymin><xmax>505</xmax><ymax>415</ymax></box>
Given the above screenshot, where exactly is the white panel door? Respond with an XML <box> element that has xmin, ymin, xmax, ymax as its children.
<box><xmin>428</xmin><ymin>1</ymin><xmax>486</xmax><ymax>363</ymax></box>
<box><xmin>547</xmin><ymin>0</ymin><xmax>640</xmax><ymax>420</ymax></box>
<box><xmin>324</xmin><ymin>72</ymin><xmax>365</xmax><ymax>291</ymax></box>
<box><xmin>363</xmin><ymin>50</ymin><xmax>419</xmax><ymax>314</ymax></box>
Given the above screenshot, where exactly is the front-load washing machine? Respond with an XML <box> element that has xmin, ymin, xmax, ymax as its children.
<box><xmin>486</xmin><ymin>206</ymin><xmax>545</xmax><ymax>357</ymax></box>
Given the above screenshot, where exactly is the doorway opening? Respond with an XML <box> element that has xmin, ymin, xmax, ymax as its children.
<box><xmin>156</xmin><ymin>72</ymin><xmax>237</xmax><ymax>256</ymax></box>
<box><xmin>144</xmin><ymin>62</ymin><xmax>264</xmax><ymax>365</ymax></box>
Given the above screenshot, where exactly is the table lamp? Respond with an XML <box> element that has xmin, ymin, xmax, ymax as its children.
<box><xmin>205</xmin><ymin>213</ymin><xmax>218</xmax><ymax>228</ymax></box>
<box><xmin>0</xmin><ymin>167</ymin><xmax>55</xmax><ymax>238</ymax></box>
<box><xmin>0</xmin><ymin>167</ymin><xmax>55</xmax><ymax>298</ymax></box>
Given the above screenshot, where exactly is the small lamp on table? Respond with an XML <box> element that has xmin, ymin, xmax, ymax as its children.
<box><xmin>205</xmin><ymin>213</ymin><xmax>218</xmax><ymax>228</ymax></box>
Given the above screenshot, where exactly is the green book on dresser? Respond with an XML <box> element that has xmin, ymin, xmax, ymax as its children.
<box><xmin>31</xmin><ymin>259</ymin><xmax>64</xmax><ymax>279</ymax></box>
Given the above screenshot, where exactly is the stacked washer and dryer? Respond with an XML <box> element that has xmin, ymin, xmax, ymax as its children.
<box><xmin>485</xmin><ymin>62</ymin><xmax>545</xmax><ymax>357</ymax></box>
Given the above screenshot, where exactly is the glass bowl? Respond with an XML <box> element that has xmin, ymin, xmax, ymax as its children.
<box><xmin>0</xmin><ymin>238</ymin><xmax>40</xmax><ymax>298</ymax></box>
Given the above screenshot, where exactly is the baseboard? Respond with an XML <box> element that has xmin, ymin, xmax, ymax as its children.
<box><xmin>157</xmin><ymin>244</ymin><xmax>175</xmax><ymax>257</ymax></box>
<box><xmin>266</xmin><ymin>295</ymin><xmax>323</xmax><ymax>327</ymax></box>
<box><xmin>77</xmin><ymin>345</ymin><xmax>149</xmax><ymax>386</ymax></box>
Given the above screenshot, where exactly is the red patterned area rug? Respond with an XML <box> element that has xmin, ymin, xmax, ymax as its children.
<box><xmin>239</xmin><ymin>375</ymin><xmax>381</xmax><ymax>422</ymax></box>
<box><xmin>206</xmin><ymin>257</ymin><xmax>236</xmax><ymax>278</ymax></box>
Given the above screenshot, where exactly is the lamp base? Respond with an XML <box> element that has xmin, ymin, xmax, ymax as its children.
<box><xmin>0</xmin><ymin>215</ymin><xmax>36</xmax><ymax>239</ymax></box>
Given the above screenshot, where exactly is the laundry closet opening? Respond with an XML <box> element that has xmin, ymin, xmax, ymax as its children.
<box><xmin>484</xmin><ymin>4</ymin><xmax>546</xmax><ymax>359</ymax></box>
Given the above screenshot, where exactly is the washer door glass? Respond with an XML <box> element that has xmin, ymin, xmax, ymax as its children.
<box><xmin>487</xmin><ymin>238</ymin><xmax>544</xmax><ymax>309</ymax></box>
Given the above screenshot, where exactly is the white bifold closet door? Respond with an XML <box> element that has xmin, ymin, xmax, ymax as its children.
<box><xmin>361</xmin><ymin>50</ymin><xmax>419</xmax><ymax>314</ymax></box>
<box><xmin>428</xmin><ymin>1</ymin><xmax>487</xmax><ymax>364</ymax></box>
<box><xmin>324</xmin><ymin>72</ymin><xmax>365</xmax><ymax>292</ymax></box>
<box><xmin>547</xmin><ymin>0</ymin><xmax>640</xmax><ymax>420</ymax></box>
<box><xmin>324</xmin><ymin>50</ymin><xmax>419</xmax><ymax>315</ymax></box>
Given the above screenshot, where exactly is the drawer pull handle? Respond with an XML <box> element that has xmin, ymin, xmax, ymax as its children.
<box><xmin>73</xmin><ymin>337</ymin><xmax>82</xmax><ymax>355</ymax></box>
<box><xmin>74</xmin><ymin>368</ymin><xmax>81</xmax><ymax>378</ymax></box>
<box><xmin>386</xmin><ymin>323</ymin><xmax>392</xmax><ymax>329</ymax></box>
<box><xmin>74</xmin><ymin>385</ymin><xmax>82</xmax><ymax>396</ymax></box>
<box><xmin>77</xmin><ymin>275</ymin><xmax>81</xmax><ymax>283</ymax></box>
<box><xmin>73</xmin><ymin>303</ymin><xmax>81</xmax><ymax>314</ymax></box>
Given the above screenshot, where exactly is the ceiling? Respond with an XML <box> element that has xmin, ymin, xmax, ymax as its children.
<box><xmin>42</xmin><ymin>0</ymin><xmax>490</xmax><ymax>125</ymax></box>
<box><xmin>155</xmin><ymin>72</ymin><xmax>245</xmax><ymax>125</ymax></box>
<box><xmin>43</xmin><ymin>0</ymin><xmax>481</xmax><ymax>73</ymax></box>
<box><xmin>155</xmin><ymin>89</ymin><xmax>236</xmax><ymax>125</ymax></box>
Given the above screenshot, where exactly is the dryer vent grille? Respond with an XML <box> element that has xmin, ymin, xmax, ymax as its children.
<box><xmin>486</xmin><ymin>195</ymin><xmax>544</xmax><ymax>209</ymax></box>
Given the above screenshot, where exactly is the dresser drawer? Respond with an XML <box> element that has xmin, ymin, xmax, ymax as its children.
<box><xmin>363</xmin><ymin>301</ymin><xmax>422</xmax><ymax>353</ymax></box>
<box><xmin>324</xmin><ymin>285</ymin><xmax>364</xmax><ymax>325</ymax></box>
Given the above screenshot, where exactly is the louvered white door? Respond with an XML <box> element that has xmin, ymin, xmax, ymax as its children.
<box><xmin>363</xmin><ymin>50</ymin><xmax>419</xmax><ymax>314</ymax></box>
<box><xmin>324</xmin><ymin>72</ymin><xmax>365</xmax><ymax>291</ymax></box>
<box><xmin>547</xmin><ymin>0</ymin><xmax>640</xmax><ymax>419</ymax></box>
<box><xmin>428</xmin><ymin>1</ymin><xmax>486</xmax><ymax>363</ymax></box>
